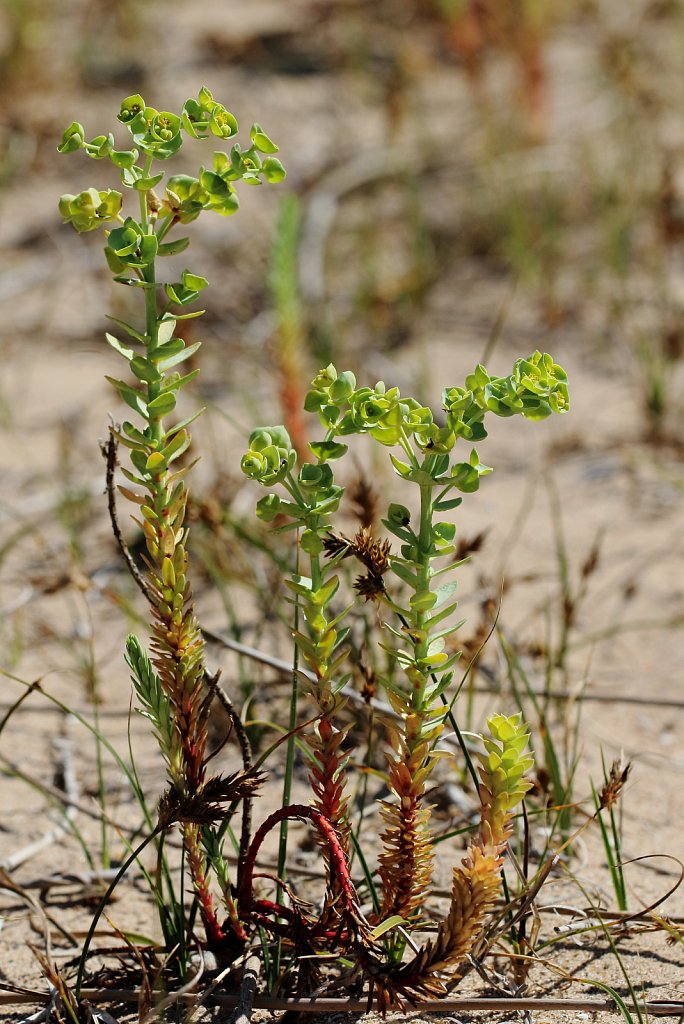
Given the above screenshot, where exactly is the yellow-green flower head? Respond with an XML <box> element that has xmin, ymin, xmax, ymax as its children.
<box><xmin>241</xmin><ymin>426</ymin><xmax>295</xmax><ymax>485</ymax></box>
<box><xmin>117</xmin><ymin>93</ymin><xmax>146</xmax><ymax>126</ymax></box>
<box><xmin>349</xmin><ymin>383</ymin><xmax>400</xmax><ymax>430</ymax></box>
<box><xmin>58</xmin><ymin>188</ymin><xmax>122</xmax><ymax>233</ymax></box>
<box><xmin>150</xmin><ymin>111</ymin><xmax>181</xmax><ymax>144</ymax></box>
<box><xmin>210</xmin><ymin>105</ymin><xmax>238</xmax><ymax>140</ymax></box>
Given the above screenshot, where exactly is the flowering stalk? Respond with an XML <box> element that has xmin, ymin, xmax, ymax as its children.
<box><xmin>59</xmin><ymin>88</ymin><xmax>284</xmax><ymax>948</ymax></box>
<box><xmin>241</xmin><ymin>427</ymin><xmax>354</xmax><ymax>903</ymax></box>
<box><xmin>243</xmin><ymin>354</ymin><xmax>568</xmax><ymax>937</ymax></box>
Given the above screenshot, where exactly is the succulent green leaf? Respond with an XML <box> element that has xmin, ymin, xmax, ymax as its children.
<box><xmin>106</xmin><ymin>376</ymin><xmax>148</xmax><ymax>416</ymax></box>
<box><xmin>158</xmin><ymin>237</ymin><xmax>190</xmax><ymax>256</ymax></box>
<box><xmin>105</xmin><ymin>315</ymin><xmax>146</xmax><ymax>343</ymax></box>
<box><xmin>165</xmin><ymin>409</ymin><xmax>205</xmax><ymax>437</ymax></box>
<box><xmin>157</xmin><ymin>341</ymin><xmax>201</xmax><ymax>371</ymax></box>
<box><xmin>308</xmin><ymin>440</ymin><xmax>348</xmax><ymax>462</ymax></box>
<box><xmin>388</xmin><ymin>559</ymin><xmax>418</xmax><ymax>588</ymax></box>
<box><xmin>105</xmin><ymin>332</ymin><xmax>134</xmax><ymax>361</ymax></box>
<box><xmin>147</xmin><ymin>392</ymin><xmax>177</xmax><ymax>417</ymax></box>
<box><xmin>433</xmin><ymin>496</ymin><xmax>463</xmax><ymax>512</ymax></box>
<box><xmin>133</xmin><ymin>172</ymin><xmax>165</xmax><ymax>191</ymax></box>
<box><xmin>389</xmin><ymin>453</ymin><xmax>413</xmax><ymax>479</ymax></box>
<box><xmin>110</xmin><ymin>148</ymin><xmax>138</xmax><ymax>169</ymax></box>
<box><xmin>130</xmin><ymin>356</ymin><xmax>162</xmax><ymax>384</ymax></box>
<box><xmin>160</xmin><ymin>429</ymin><xmax>191</xmax><ymax>464</ymax></box>
<box><xmin>139</xmin><ymin>234</ymin><xmax>158</xmax><ymax>262</ymax></box>
<box><xmin>433</xmin><ymin>521</ymin><xmax>456</xmax><ymax>544</ymax></box>
<box><xmin>182</xmin><ymin>271</ymin><xmax>208</xmax><ymax>292</ymax></box>
<box><xmin>255</xmin><ymin>493</ymin><xmax>282</xmax><ymax>522</ymax></box>
<box><xmin>433</xmin><ymin>581</ymin><xmax>457</xmax><ymax>608</ymax></box>
<box><xmin>410</xmin><ymin>590</ymin><xmax>437</xmax><ymax>611</ymax></box>
<box><xmin>160</xmin><ymin>368</ymin><xmax>200</xmax><ymax>393</ymax></box>
<box><xmin>122</xmin><ymin>421</ymin><xmax>150</xmax><ymax>444</ymax></box>
<box><xmin>262</xmin><ymin>157</ymin><xmax>286</xmax><ymax>183</ymax></box>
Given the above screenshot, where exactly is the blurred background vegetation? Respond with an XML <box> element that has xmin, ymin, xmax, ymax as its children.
<box><xmin>3</xmin><ymin>0</ymin><xmax>684</xmax><ymax>438</ymax></box>
<box><xmin>2</xmin><ymin>0</ymin><xmax>684</xmax><ymax>696</ymax></box>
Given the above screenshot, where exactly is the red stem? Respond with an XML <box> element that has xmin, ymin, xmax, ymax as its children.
<box><xmin>240</xmin><ymin>804</ymin><xmax>358</xmax><ymax>922</ymax></box>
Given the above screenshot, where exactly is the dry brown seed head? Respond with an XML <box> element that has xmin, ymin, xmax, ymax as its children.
<box><xmin>598</xmin><ymin>758</ymin><xmax>631</xmax><ymax>810</ymax></box>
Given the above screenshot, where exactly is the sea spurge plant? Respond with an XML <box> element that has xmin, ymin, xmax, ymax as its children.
<box><xmin>242</xmin><ymin>354</ymin><xmax>567</xmax><ymax>956</ymax></box>
<box><xmin>58</xmin><ymin>89</ymin><xmax>285</xmax><ymax>952</ymax></box>
<box><xmin>59</xmin><ymin>91</ymin><xmax>567</xmax><ymax>1005</ymax></box>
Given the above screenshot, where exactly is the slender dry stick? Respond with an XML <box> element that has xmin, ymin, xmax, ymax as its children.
<box><xmin>3</xmin><ymin>991</ymin><xmax>681</xmax><ymax>1016</ymax></box>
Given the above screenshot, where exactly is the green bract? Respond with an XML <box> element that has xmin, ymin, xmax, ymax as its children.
<box><xmin>85</xmin><ymin>133</ymin><xmax>114</xmax><ymax>159</ymax></box>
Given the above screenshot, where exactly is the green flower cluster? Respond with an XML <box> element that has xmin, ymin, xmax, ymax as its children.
<box><xmin>444</xmin><ymin>350</ymin><xmax>569</xmax><ymax>441</ymax></box>
<box><xmin>58</xmin><ymin>87</ymin><xmax>285</xmax><ymax>233</ymax></box>
<box><xmin>242</xmin><ymin>355</ymin><xmax>569</xmax><ymax>518</ymax></box>
<box><xmin>302</xmin><ymin>354</ymin><xmax>568</xmax><ymax>467</ymax></box>
<box><xmin>57</xmin><ymin>188</ymin><xmax>122</xmax><ymax>233</ymax></box>
<box><xmin>304</xmin><ymin>366</ymin><xmax>434</xmax><ymax>449</ymax></box>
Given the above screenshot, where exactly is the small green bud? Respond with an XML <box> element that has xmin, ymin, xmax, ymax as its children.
<box><xmin>241</xmin><ymin>426</ymin><xmax>294</xmax><ymax>485</ymax></box>
<box><xmin>107</xmin><ymin>219</ymin><xmax>142</xmax><ymax>257</ymax></box>
<box><xmin>57</xmin><ymin>122</ymin><xmax>85</xmax><ymax>154</ymax></box>
<box><xmin>387</xmin><ymin>503</ymin><xmax>411</xmax><ymax>527</ymax></box>
<box><xmin>298</xmin><ymin>462</ymin><xmax>333</xmax><ymax>490</ymax></box>
<box><xmin>182</xmin><ymin>98</ymin><xmax>210</xmax><ymax>139</ymax></box>
<box><xmin>198</xmin><ymin>86</ymin><xmax>217</xmax><ymax>112</ymax></box>
<box><xmin>310</xmin><ymin>365</ymin><xmax>338</xmax><ymax>391</ymax></box>
<box><xmin>85</xmin><ymin>133</ymin><xmax>114</xmax><ymax>159</ymax></box>
<box><xmin>249</xmin><ymin>424</ymin><xmax>291</xmax><ymax>450</ymax></box>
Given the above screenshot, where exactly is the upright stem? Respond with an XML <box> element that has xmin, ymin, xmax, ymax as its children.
<box><xmin>377</xmin><ymin>471</ymin><xmax>438</xmax><ymax>923</ymax></box>
<box><xmin>413</xmin><ymin>480</ymin><xmax>434</xmax><ymax>707</ymax></box>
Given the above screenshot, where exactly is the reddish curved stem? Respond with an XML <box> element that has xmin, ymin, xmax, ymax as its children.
<box><xmin>240</xmin><ymin>804</ymin><xmax>358</xmax><ymax>924</ymax></box>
